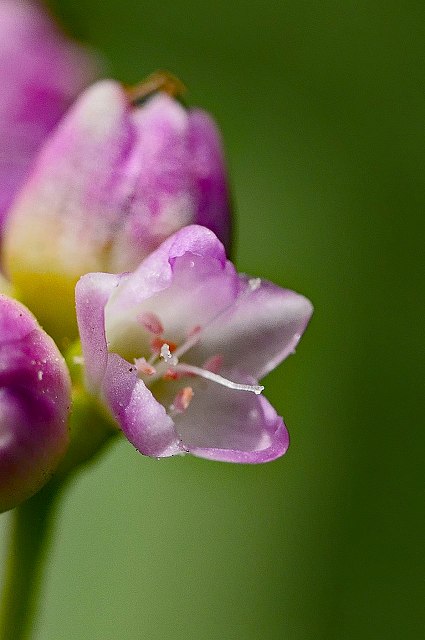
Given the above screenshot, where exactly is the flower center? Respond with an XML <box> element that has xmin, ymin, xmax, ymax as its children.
<box><xmin>133</xmin><ymin>312</ymin><xmax>263</xmax><ymax>415</ymax></box>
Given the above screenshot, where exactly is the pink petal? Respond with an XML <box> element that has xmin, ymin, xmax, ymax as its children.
<box><xmin>188</xmin><ymin>109</ymin><xmax>232</xmax><ymax>251</ymax></box>
<box><xmin>102</xmin><ymin>353</ymin><xmax>183</xmax><ymax>458</ymax></box>
<box><xmin>76</xmin><ymin>271</ymin><xmax>122</xmax><ymax>393</ymax></box>
<box><xmin>186</xmin><ymin>277</ymin><xmax>313</xmax><ymax>380</ymax></box>
<box><xmin>171</xmin><ymin>377</ymin><xmax>289</xmax><ymax>463</ymax></box>
<box><xmin>105</xmin><ymin>226</ymin><xmax>238</xmax><ymax>352</ymax></box>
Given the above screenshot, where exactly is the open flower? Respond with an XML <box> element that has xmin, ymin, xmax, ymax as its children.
<box><xmin>0</xmin><ymin>295</ymin><xmax>71</xmax><ymax>513</ymax></box>
<box><xmin>4</xmin><ymin>78</ymin><xmax>231</xmax><ymax>343</ymax></box>
<box><xmin>76</xmin><ymin>226</ymin><xmax>312</xmax><ymax>463</ymax></box>
<box><xmin>0</xmin><ymin>0</ymin><xmax>98</xmax><ymax>236</ymax></box>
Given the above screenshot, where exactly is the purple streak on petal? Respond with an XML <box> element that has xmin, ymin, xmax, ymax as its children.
<box><xmin>0</xmin><ymin>0</ymin><xmax>98</xmax><ymax>232</ymax></box>
<box><xmin>76</xmin><ymin>271</ymin><xmax>123</xmax><ymax>393</ymax></box>
<box><xmin>108</xmin><ymin>94</ymin><xmax>194</xmax><ymax>269</ymax></box>
<box><xmin>172</xmin><ymin>379</ymin><xmax>289</xmax><ymax>463</ymax></box>
<box><xmin>0</xmin><ymin>294</ymin><xmax>71</xmax><ymax>512</ymax></box>
<box><xmin>102</xmin><ymin>353</ymin><xmax>183</xmax><ymax>457</ymax></box>
<box><xmin>109</xmin><ymin>96</ymin><xmax>232</xmax><ymax>268</ymax></box>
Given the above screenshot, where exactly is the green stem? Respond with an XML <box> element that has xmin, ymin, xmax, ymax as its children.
<box><xmin>0</xmin><ymin>364</ymin><xmax>118</xmax><ymax>639</ymax></box>
<box><xmin>0</xmin><ymin>480</ymin><xmax>62</xmax><ymax>640</ymax></box>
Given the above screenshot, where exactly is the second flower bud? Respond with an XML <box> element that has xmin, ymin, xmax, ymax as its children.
<box><xmin>3</xmin><ymin>76</ymin><xmax>232</xmax><ymax>345</ymax></box>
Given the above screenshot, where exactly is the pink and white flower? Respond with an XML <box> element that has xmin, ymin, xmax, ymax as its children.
<box><xmin>76</xmin><ymin>226</ymin><xmax>312</xmax><ymax>463</ymax></box>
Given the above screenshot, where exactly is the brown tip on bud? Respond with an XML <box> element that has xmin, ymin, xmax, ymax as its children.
<box><xmin>126</xmin><ymin>70</ymin><xmax>187</xmax><ymax>106</ymax></box>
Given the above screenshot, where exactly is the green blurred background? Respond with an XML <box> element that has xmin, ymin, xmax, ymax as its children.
<box><xmin>1</xmin><ymin>0</ymin><xmax>424</xmax><ymax>638</ymax></box>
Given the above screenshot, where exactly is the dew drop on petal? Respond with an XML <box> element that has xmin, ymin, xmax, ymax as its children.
<box><xmin>248</xmin><ymin>278</ymin><xmax>261</xmax><ymax>291</ymax></box>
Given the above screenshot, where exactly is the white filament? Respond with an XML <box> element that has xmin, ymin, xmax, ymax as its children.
<box><xmin>175</xmin><ymin>363</ymin><xmax>264</xmax><ymax>395</ymax></box>
<box><xmin>156</xmin><ymin>343</ymin><xmax>263</xmax><ymax>395</ymax></box>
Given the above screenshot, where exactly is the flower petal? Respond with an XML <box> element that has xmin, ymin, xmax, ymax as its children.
<box><xmin>170</xmin><ymin>377</ymin><xmax>289</xmax><ymax>463</ymax></box>
<box><xmin>186</xmin><ymin>277</ymin><xmax>313</xmax><ymax>380</ymax></box>
<box><xmin>188</xmin><ymin>109</ymin><xmax>232</xmax><ymax>251</ymax></box>
<box><xmin>102</xmin><ymin>353</ymin><xmax>183</xmax><ymax>457</ymax></box>
<box><xmin>105</xmin><ymin>225</ymin><xmax>239</xmax><ymax>355</ymax></box>
<box><xmin>76</xmin><ymin>271</ymin><xmax>123</xmax><ymax>393</ymax></box>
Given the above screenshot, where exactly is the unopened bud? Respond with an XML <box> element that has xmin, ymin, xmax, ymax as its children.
<box><xmin>0</xmin><ymin>295</ymin><xmax>71</xmax><ymax>513</ymax></box>
<box><xmin>3</xmin><ymin>76</ymin><xmax>231</xmax><ymax>344</ymax></box>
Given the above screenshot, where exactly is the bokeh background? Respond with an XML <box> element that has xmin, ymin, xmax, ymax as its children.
<box><xmin>1</xmin><ymin>0</ymin><xmax>423</xmax><ymax>638</ymax></box>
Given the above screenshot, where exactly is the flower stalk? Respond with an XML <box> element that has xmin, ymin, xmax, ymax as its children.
<box><xmin>0</xmin><ymin>382</ymin><xmax>119</xmax><ymax>640</ymax></box>
<box><xmin>0</xmin><ymin>479</ymin><xmax>61</xmax><ymax>640</ymax></box>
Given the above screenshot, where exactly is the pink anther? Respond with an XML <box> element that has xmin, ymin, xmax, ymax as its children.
<box><xmin>172</xmin><ymin>386</ymin><xmax>194</xmax><ymax>413</ymax></box>
<box><xmin>134</xmin><ymin>357</ymin><xmax>157</xmax><ymax>376</ymax></box>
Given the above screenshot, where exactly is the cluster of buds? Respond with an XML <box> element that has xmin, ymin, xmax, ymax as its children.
<box><xmin>0</xmin><ymin>1</ymin><xmax>312</xmax><ymax>513</ymax></box>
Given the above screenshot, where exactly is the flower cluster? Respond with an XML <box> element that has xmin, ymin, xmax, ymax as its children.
<box><xmin>0</xmin><ymin>1</ymin><xmax>312</xmax><ymax>512</ymax></box>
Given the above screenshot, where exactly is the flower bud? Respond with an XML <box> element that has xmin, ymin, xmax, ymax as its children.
<box><xmin>3</xmin><ymin>77</ymin><xmax>232</xmax><ymax>345</ymax></box>
<box><xmin>0</xmin><ymin>0</ymin><xmax>98</xmax><ymax>236</ymax></box>
<box><xmin>0</xmin><ymin>295</ymin><xmax>71</xmax><ymax>513</ymax></box>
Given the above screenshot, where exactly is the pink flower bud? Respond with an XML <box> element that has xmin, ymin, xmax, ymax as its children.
<box><xmin>0</xmin><ymin>295</ymin><xmax>71</xmax><ymax>513</ymax></box>
<box><xmin>4</xmin><ymin>77</ymin><xmax>232</xmax><ymax>344</ymax></box>
<box><xmin>0</xmin><ymin>0</ymin><xmax>98</xmax><ymax>236</ymax></box>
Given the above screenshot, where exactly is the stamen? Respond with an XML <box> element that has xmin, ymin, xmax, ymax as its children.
<box><xmin>163</xmin><ymin>368</ymin><xmax>180</xmax><ymax>381</ymax></box>
<box><xmin>134</xmin><ymin>357</ymin><xmax>157</xmax><ymax>376</ymax></box>
<box><xmin>137</xmin><ymin>311</ymin><xmax>164</xmax><ymax>335</ymax></box>
<box><xmin>174</xmin><ymin>363</ymin><xmax>264</xmax><ymax>395</ymax></box>
<box><xmin>160</xmin><ymin>343</ymin><xmax>178</xmax><ymax>366</ymax></box>
<box><xmin>170</xmin><ymin>386</ymin><xmax>194</xmax><ymax>414</ymax></box>
<box><xmin>150</xmin><ymin>336</ymin><xmax>177</xmax><ymax>355</ymax></box>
